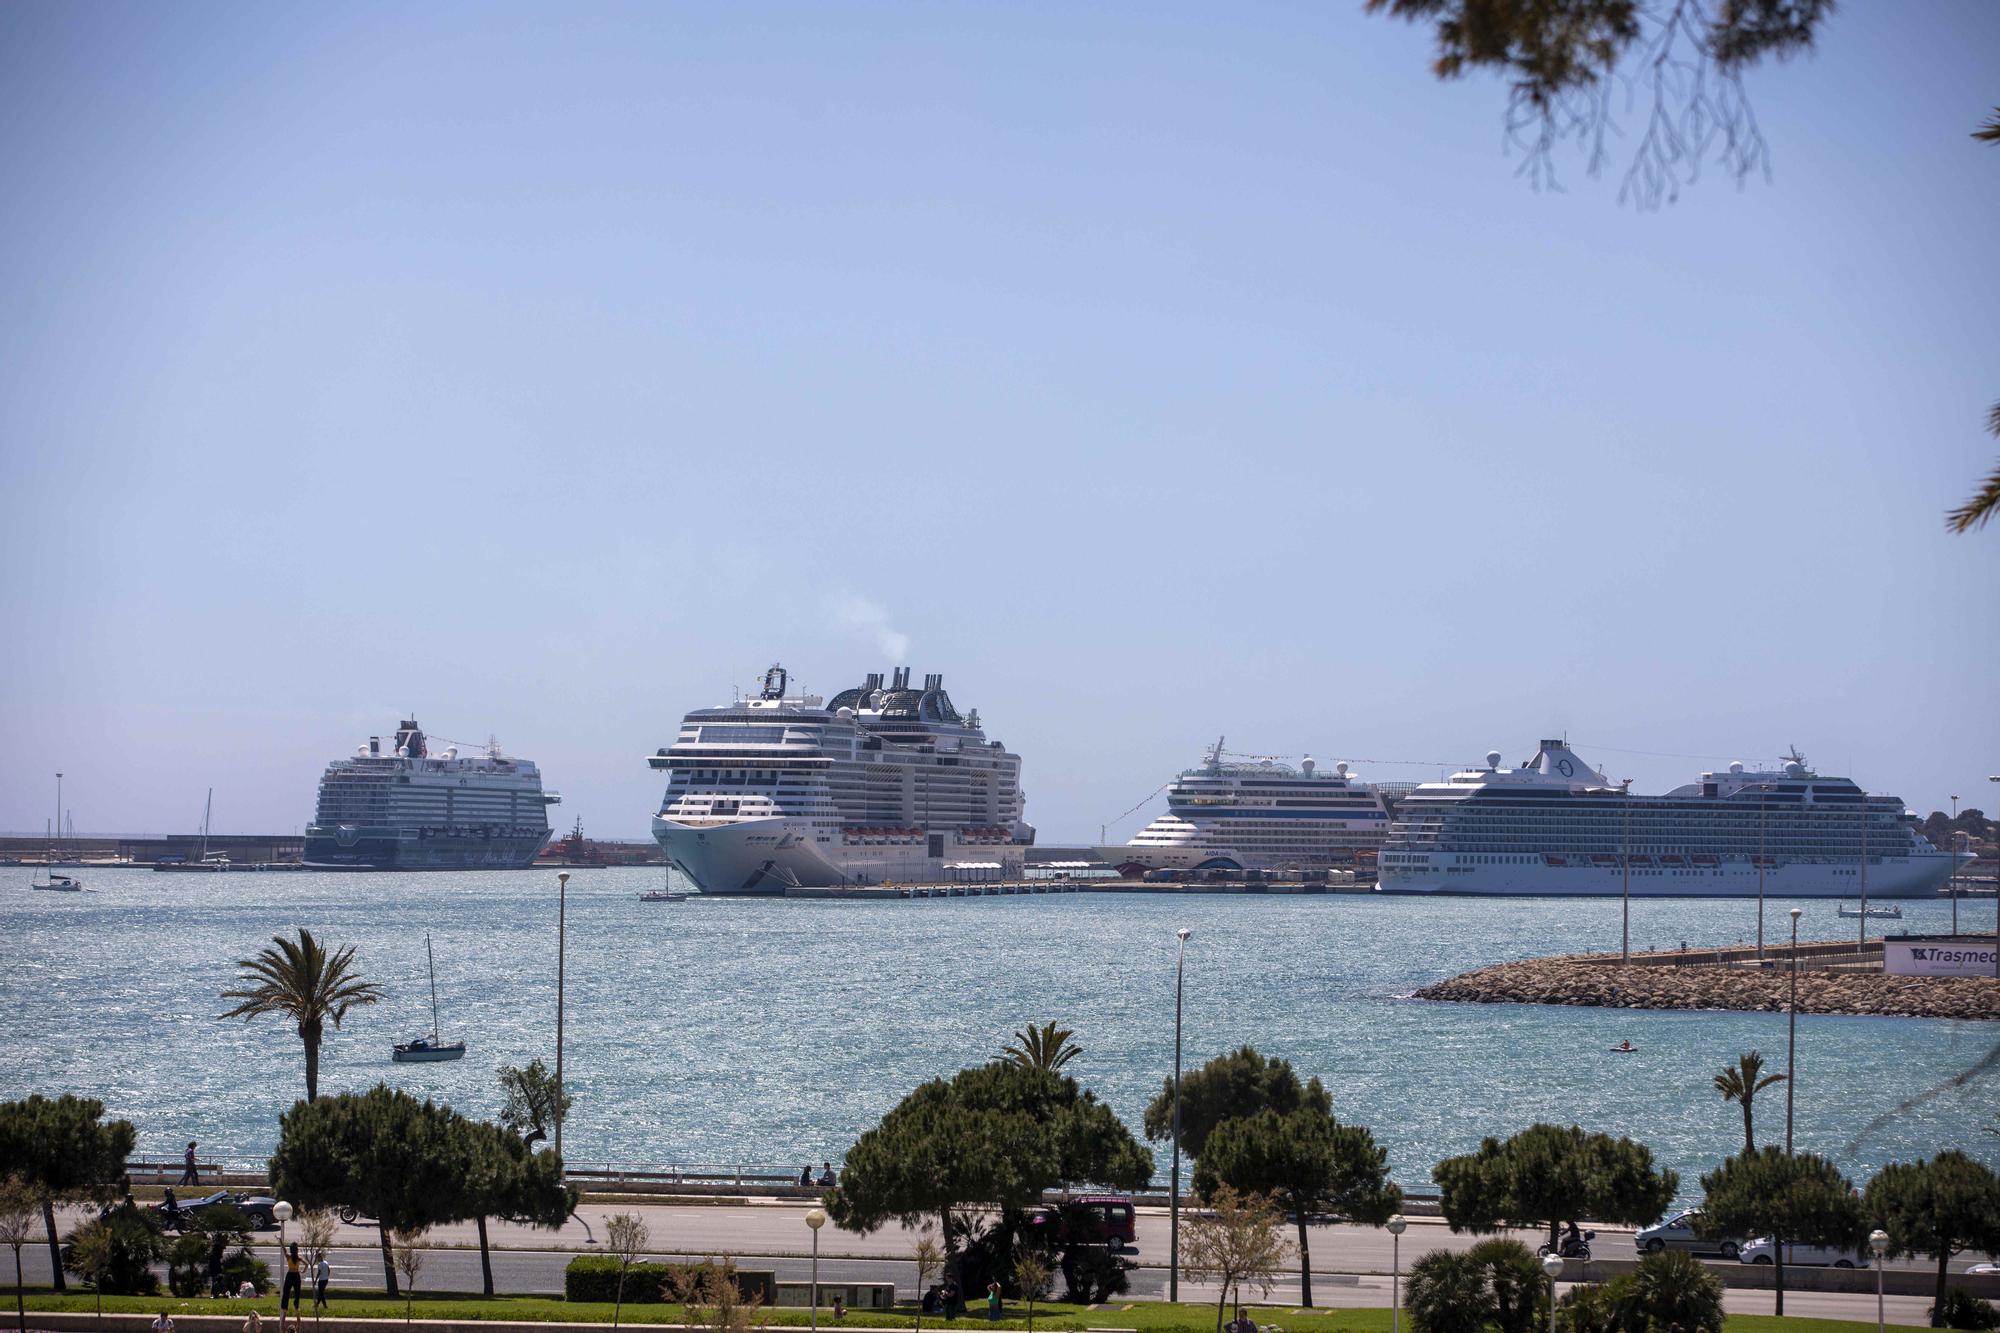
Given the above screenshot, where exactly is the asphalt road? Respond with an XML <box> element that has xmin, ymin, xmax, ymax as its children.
<box><xmin>29</xmin><ymin>1201</ymin><xmax>1984</xmax><ymax>1326</ymax></box>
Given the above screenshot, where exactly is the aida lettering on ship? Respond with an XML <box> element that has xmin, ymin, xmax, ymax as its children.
<box><xmin>1096</xmin><ymin>737</ymin><xmax>1392</xmax><ymax>875</ymax></box>
<box><xmin>302</xmin><ymin>721</ymin><xmax>561</xmax><ymax>870</ymax></box>
<box><xmin>648</xmin><ymin>665</ymin><xmax>1034</xmax><ymax>894</ymax></box>
<box><xmin>1377</xmin><ymin>741</ymin><xmax>1955</xmax><ymax>898</ymax></box>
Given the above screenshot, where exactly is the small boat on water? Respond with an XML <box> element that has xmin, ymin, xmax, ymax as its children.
<box><xmin>639</xmin><ymin>889</ymin><xmax>688</xmax><ymax>902</ymax></box>
<box><xmin>31</xmin><ymin>775</ymin><xmax>83</xmax><ymax>891</ymax></box>
<box><xmin>1837</xmin><ymin>904</ymin><xmax>1902</xmax><ymax>919</ymax></box>
<box><xmin>392</xmin><ymin>933</ymin><xmax>466</xmax><ymax>1063</ymax></box>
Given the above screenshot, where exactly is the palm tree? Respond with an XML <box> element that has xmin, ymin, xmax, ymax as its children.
<box><xmin>1002</xmin><ymin>1021</ymin><xmax>1081</xmax><ymax>1073</ymax></box>
<box><xmin>220</xmin><ymin>928</ymin><xmax>384</xmax><ymax>1101</ymax></box>
<box><xmin>1713</xmin><ymin>1050</ymin><xmax>1787</xmax><ymax>1154</ymax></box>
<box><xmin>1948</xmin><ymin>110</ymin><xmax>2000</xmax><ymax>535</ymax></box>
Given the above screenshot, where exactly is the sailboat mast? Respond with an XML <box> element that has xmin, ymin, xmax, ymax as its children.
<box><xmin>55</xmin><ymin>773</ymin><xmax>62</xmax><ymax>860</ymax></box>
<box><xmin>201</xmin><ymin>788</ymin><xmax>213</xmax><ymax>859</ymax></box>
<box><xmin>427</xmin><ymin>933</ymin><xmax>441</xmax><ymax>1039</ymax></box>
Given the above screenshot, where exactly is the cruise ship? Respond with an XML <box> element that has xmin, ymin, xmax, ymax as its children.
<box><xmin>302</xmin><ymin>720</ymin><xmax>560</xmax><ymax>869</ymax></box>
<box><xmin>1377</xmin><ymin>740</ymin><xmax>1954</xmax><ymax>897</ymax></box>
<box><xmin>1101</xmin><ymin>739</ymin><xmax>1390</xmax><ymax>874</ymax></box>
<box><xmin>649</xmin><ymin>666</ymin><xmax>1034</xmax><ymax>893</ymax></box>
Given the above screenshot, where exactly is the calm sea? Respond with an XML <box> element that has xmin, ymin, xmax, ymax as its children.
<box><xmin>3</xmin><ymin>866</ymin><xmax>1994</xmax><ymax>1197</ymax></box>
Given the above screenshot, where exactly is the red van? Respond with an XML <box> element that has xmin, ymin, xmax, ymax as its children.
<box><xmin>1032</xmin><ymin>1195</ymin><xmax>1137</xmax><ymax>1250</ymax></box>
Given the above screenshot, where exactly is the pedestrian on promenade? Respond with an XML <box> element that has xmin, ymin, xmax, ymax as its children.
<box><xmin>181</xmin><ymin>1140</ymin><xmax>201</xmax><ymax>1186</ymax></box>
<box><xmin>832</xmin><ymin>1296</ymin><xmax>845</xmax><ymax>1322</ymax></box>
<box><xmin>985</xmin><ymin>1281</ymin><xmax>1001</xmax><ymax>1321</ymax></box>
<box><xmin>151</xmin><ymin>1312</ymin><xmax>176</xmax><ymax>1333</ymax></box>
<box><xmin>817</xmin><ymin>1161</ymin><xmax>836</xmax><ymax>1186</ymax></box>
<box><xmin>314</xmin><ymin>1254</ymin><xmax>331</xmax><ymax>1309</ymax></box>
<box><xmin>798</xmin><ymin>1163</ymin><xmax>813</xmax><ymax>1186</ymax></box>
<box><xmin>941</xmin><ymin>1279</ymin><xmax>960</xmax><ymax>1320</ymax></box>
<box><xmin>281</xmin><ymin>1243</ymin><xmax>303</xmax><ymax>1316</ymax></box>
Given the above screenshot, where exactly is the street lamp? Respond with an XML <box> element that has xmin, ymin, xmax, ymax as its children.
<box><xmin>555</xmin><ymin>869</ymin><xmax>569</xmax><ymax>1163</ymax></box>
<box><xmin>1869</xmin><ymin>1229</ymin><xmax>1888</xmax><ymax>1333</ymax></box>
<box><xmin>1620</xmin><ymin>781</ymin><xmax>1633</xmax><ymax>964</ymax></box>
<box><xmin>1950</xmin><ymin>795</ymin><xmax>1960</xmax><ymax>937</ymax></box>
<box><xmin>805</xmin><ymin>1207</ymin><xmax>828</xmax><ymax>1332</ymax></box>
<box><xmin>273</xmin><ymin>1200</ymin><xmax>294</xmax><ymax>1331</ymax></box>
<box><xmin>1786</xmin><ymin>906</ymin><xmax>1802</xmax><ymax>1155</ymax></box>
<box><xmin>1386</xmin><ymin>1214</ymin><xmax>1407</xmax><ymax>1333</ymax></box>
<box><xmin>1170</xmin><ymin>926</ymin><xmax>1192</xmax><ymax>1304</ymax></box>
<box><xmin>1541</xmin><ymin>1252</ymin><xmax>1564</xmax><ymax>1333</ymax></box>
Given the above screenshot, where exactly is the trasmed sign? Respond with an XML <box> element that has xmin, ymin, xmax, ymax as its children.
<box><xmin>1883</xmin><ymin>939</ymin><xmax>1998</xmax><ymax>977</ymax></box>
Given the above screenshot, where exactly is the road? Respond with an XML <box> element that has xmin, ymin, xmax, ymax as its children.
<box><xmin>27</xmin><ymin>1201</ymin><xmax>1972</xmax><ymax>1325</ymax></box>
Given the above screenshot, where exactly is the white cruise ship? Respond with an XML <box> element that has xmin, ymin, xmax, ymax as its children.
<box><xmin>1100</xmin><ymin>738</ymin><xmax>1390</xmax><ymax>874</ymax></box>
<box><xmin>649</xmin><ymin>666</ymin><xmax>1034</xmax><ymax>894</ymax></box>
<box><xmin>303</xmin><ymin>720</ymin><xmax>561</xmax><ymax>870</ymax></box>
<box><xmin>1378</xmin><ymin>740</ymin><xmax>1953</xmax><ymax>897</ymax></box>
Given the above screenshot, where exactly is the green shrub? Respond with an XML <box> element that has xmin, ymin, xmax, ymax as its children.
<box><xmin>1627</xmin><ymin>1249</ymin><xmax>1723</xmax><ymax>1333</ymax></box>
<box><xmin>563</xmin><ymin>1255</ymin><xmax>774</xmax><ymax>1305</ymax></box>
<box><xmin>1058</xmin><ymin>1245</ymin><xmax>1131</xmax><ymax>1304</ymax></box>
<box><xmin>1934</xmin><ymin>1287</ymin><xmax>2000</xmax><ymax>1332</ymax></box>
<box><xmin>1465</xmin><ymin>1240</ymin><xmax>1544</xmax><ymax>1333</ymax></box>
<box><xmin>62</xmin><ymin>1216</ymin><xmax>166</xmax><ymax>1296</ymax></box>
<box><xmin>1555</xmin><ymin>1280</ymin><xmax>1630</xmax><ymax>1333</ymax></box>
<box><xmin>1407</xmin><ymin>1250</ymin><xmax>1490</xmax><ymax>1333</ymax></box>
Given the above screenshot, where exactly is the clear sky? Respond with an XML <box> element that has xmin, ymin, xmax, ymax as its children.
<box><xmin>3</xmin><ymin>2</ymin><xmax>1996</xmax><ymax>842</ymax></box>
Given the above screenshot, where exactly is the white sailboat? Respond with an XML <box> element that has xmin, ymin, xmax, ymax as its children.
<box><xmin>392</xmin><ymin>933</ymin><xmax>466</xmax><ymax>1062</ymax></box>
<box><xmin>154</xmin><ymin>789</ymin><xmax>232</xmax><ymax>871</ymax></box>
<box><xmin>31</xmin><ymin>774</ymin><xmax>83</xmax><ymax>892</ymax></box>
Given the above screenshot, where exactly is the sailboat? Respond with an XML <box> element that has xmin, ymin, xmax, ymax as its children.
<box><xmin>155</xmin><ymin>789</ymin><xmax>232</xmax><ymax>871</ymax></box>
<box><xmin>32</xmin><ymin>774</ymin><xmax>83</xmax><ymax>892</ymax></box>
<box><xmin>392</xmin><ymin>933</ymin><xmax>466</xmax><ymax>1062</ymax></box>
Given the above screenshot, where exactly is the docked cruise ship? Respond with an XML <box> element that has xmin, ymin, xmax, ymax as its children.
<box><xmin>1378</xmin><ymin>740</ymin><xmax>1954</xmax><ymax>897</ymax></box>
<box><xmin>1101</xmin><ymin>738</ymin><xmax>1391</xmax><ymax>873</ymax></box>
<box><xmin>649</xmin><ymin>666</ymin><xmax>1034</xmax><ymax>893</ymax></box>
<box><xmin>302</xmin><ymin>720</ymin><xmax>560</xmax><ymax>869</ymax></box>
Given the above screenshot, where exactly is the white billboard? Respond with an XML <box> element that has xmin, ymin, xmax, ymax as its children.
<box><xmin>1883</xmin><ymin>939</ymin><xmax>1998</xmax><ymax>977</ymax></box>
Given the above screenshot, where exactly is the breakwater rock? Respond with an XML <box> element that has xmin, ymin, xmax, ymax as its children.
<box><xmin>1415</xmin><ymin>954</ymin><xmax>2000</xmax><ymax>1020</ymax></box>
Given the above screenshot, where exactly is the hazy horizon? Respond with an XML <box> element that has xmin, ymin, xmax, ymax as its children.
<box><xmin>4</xmin><ymin>2</ymin><xmax>1997</xmax><ymax>843</ymax></box>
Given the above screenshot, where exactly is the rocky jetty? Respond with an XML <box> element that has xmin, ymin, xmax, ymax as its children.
<box><xmin>1415</xmin><ymin>952</ymin><xmax>2000</xmax><ymax>1021</ymax></box>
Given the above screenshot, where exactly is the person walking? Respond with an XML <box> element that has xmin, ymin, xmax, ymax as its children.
<box><xmin>281</xmin><ymin>1244</ymin><xmax>303</xmax><ymax>1319</ymax></box>
<box><xmin>313</xmin><ymin>1254</ymin><xmax>330</xmax><ymax>1310</ymax></box>
<box><xmin>181</xmin><ymin>1141</ymin><xmax>201</xmax><ymax>1186</ymax></box>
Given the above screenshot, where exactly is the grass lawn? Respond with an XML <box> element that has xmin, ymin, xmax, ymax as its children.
<box><xmin>8</xmin><ymin>1291</ymin><xmax>1942</xmax><ymax>1333</ymax></box>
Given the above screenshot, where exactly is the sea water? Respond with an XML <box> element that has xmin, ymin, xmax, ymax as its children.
<box><xmin>3</xmin><ymin>866</ymin><xmax>1994</xmax><ymax>1197</ymax></box>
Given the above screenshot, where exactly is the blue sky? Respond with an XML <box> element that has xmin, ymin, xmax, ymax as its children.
<box><xmin>3</xmin><ymin>2</ymin><xmax>1996</xmax><ymax>841</ymax></box>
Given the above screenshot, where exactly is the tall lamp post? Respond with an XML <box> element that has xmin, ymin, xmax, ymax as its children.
<box><xmin>1990</xmin><ymin>775</ymin><xmax>1999</xmax><ymax>978</ymax></box>
<box><xmin>1868</xmin><ymin>1228</ymin><xmax>1888</xmax><ymax>1333</ymax></box>
<box><xmin>1540</xmin><ymin>1253</ymin><xmax>1564</xmax><ymax>1333</ymax></box>
<box><xmin>1950</xmin><ymin>795</ymin><xmax>1960</xmax><ymax>936</ymax></box>
<box><xmin>555</xmin><ymin>869</ymin><xmax>569</xmax><ymax>1163</ymax></box>
<box><xmin>1170</xmin><ymin>925</ymin><xmax>1192</xmax><ymax>1304</ymax></box>
<box><xmin>1620</xmin><ymin>781</ymin><xmax>1633</xmax><ymax>963</ymax></box>
<box><xmin>273</xmin><ymin>1200</ymin><xmax>294</xmax><ymax>1331</ymax></box>
<box><xmin>805</xmin><ymin>1207</ymin><xmax>827</xmax><ymax>1332</ymax></box>
<box><xmin>1785</xmin><ymin>905</ymin><xmax>1802</xmax><ymax>1153</ymax></box>
<box><xmin>1386</xmin><ymin>1214</ymin><xmax>1407</xmax><ymax>1333</ymax></box>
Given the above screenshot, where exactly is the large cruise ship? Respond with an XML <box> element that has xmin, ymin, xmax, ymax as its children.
<box><xmin>302</xmin><ymin>720</ymin><xmax>560</xmax><ymax>869</ymax></box>
<box><xmin>1378</xmin><ymin>740</ymin><xmax>1954</xmax><ymax>897</ymax></box>
<box><xmin>1101</xmin><ymin>738</ymin><xmax>1391</xmax><ymax>874</ymax></box>
<box><xmin>649</xmin><ymin>666</ymin><xmax>1034</xmax><ymax>893</ymax></box>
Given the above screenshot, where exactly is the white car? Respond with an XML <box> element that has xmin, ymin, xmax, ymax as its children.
<box><xmin>1635</xmin><ymin>1210</ymin><xmax>1742</xmax><ymax>1259</ymax></box>
<box><xmin>1966</xmin><ymin>1262</ymin><xmax>2000</xmax><ymax>1276</ymax></box>
<box><xmin>1738</xmin><ymin>1237</ymin><xmax>1871</xmax><ymax>1269</ymax></box>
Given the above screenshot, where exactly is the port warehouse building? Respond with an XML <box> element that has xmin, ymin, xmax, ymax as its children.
<box><xmin>1</xmin><ymin>833</ymin><xmax>302</xmax><ymax>865</ymax></box>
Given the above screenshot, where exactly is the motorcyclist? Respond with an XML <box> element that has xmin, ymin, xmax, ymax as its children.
<box><xmin>1562</xmin><ymin>1220</ymin><xmax>1584</xmax><ymax>1255</ymax></box>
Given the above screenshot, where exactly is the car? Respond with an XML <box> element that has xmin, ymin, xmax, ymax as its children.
<box><xmin>154</xmin><ymin>1190</ymin><xmax>280</xmax><ymax>1232</ymax></box>
<box><xmin>1635</xmin><ymin>1209</ymin><xmax>1742</xmax><ymax>1259</ymax></box>
<box><xmin>1737</xmin><ymin>1237</ymin><xmax>1871</xmax><ymax>1269</ymax></box>
<box><xmin>1966</xmin><ymin>1263</ymin><xmax>2000</xmax><ymax>1277</ymax></box>
<box><xmin>1026</xmin><ymin>1195</ymin><xmax>1138</xmax><ymax>1251</ymax></box>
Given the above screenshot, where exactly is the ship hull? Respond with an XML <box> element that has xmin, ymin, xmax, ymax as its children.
<box><xmin>1379</xmin><ymin>854</ymin><xmax>1954</xmax><ymax>897</ymax></box>
<box><xmin>653</xmin><ymin>815</ymin><xmax>1024</xmax><ymax>894</ymax></box>
<box><xmin>302</xmin><ymin>828</ymin><xmax>551</xmax><ymax>870</ymax></box>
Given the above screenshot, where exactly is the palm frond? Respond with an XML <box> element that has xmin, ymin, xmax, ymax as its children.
<box><xmin>1974</xmin><ymin>109</ymin><xmax>2000</xmax><ymax>144</ymax></box>
<box><xmin>1947</xmin><ymin>457</ymin><xmax>2000</xmax><ymax>534</ymax></box>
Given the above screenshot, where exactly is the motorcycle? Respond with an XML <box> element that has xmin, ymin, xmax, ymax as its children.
<box><xmin>1537</xmin><ymin>1230</ymin><xmax>1596</xmax><ymax>1262</ymax></box>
